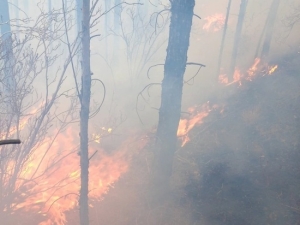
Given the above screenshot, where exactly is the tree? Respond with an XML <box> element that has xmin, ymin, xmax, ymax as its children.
<box><xmin>79</xmin><ymin>0</ymin><xmax>91</xmax><ymax>224</ymax></box>
<box><xmin>260</xmin><ymin>0</ymin><xmax>281</xmax><ymax>60</ymax></box>
<box><xmin>228</xmin><ymin>0</ymin><xmax>248</xmax><ymax>82</ymax></box>
<box><xmin>154</xmin><ymin>0</ymin><xmax>195</xmax><ymax>195</ymax></box>
<box><xmin>113</xmin><ymin>3</ymin><xmax>168</xmax><ymax>80</ymax></box>
<box><xmin>216</xmin><ymin>0</ymin><xmax>232</xmax><ymax>80</ymax></box>
<box><xmin>0</xmin><ymin>0</ymin><xmax>14</xmax><ymax>90</ymax></box>
<box><xmin>0</xmin><ymin>4</ymin><xmax>81</xmax><ymax>224</ymax></box>
<box><xmin>0</xmin><ymin>0</ymin><xmax>11</xmax><ymax>37</ymax></box>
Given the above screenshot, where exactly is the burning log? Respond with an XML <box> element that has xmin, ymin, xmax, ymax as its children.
<box><xmin>0</xmin><ymin>139</ymin><xmax>21</xmax><ymax>146</ymax></box>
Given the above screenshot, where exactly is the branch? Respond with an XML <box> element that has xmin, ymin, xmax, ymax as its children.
<box><xmin>89</xmin><ymin>78</ymin><xmax>106</xmax><ymax>118</ymax></box>
<box><xmin>136</xmin><ymin>83</ymin><xmax>161</xmax><ymax>124</ymax></box>
<box><xmin>193</xmin><ymin>14</ymin><xmax>201</xmax><ymax>20</ymax></box>
<box><xmin>184</xmin><ymin>62</ymin><xmax>206</xmax><ymax>85</ymax></box>
<box><xmin>147</xmin><ymin>63</ymin><xmax>164</xmax><ymax>79</ymax></box>
<box><xmin>0</xmin><ymin>139</ymin><xmax>21</xmax><ymax>146</ymax></box>
<box><xmin>152</xmin><ymin>9</ymin><xmax>169</xmax><ymax>34</ymax></box>
<box><xmin>62</xmin><ymin>0</ymin><xmax>81</xmax><ymax>101</ymax></box>
<box><xmin>90</xmin><ymin>2</ymin><xmax>143</xmax><ymax>28</ymax></box>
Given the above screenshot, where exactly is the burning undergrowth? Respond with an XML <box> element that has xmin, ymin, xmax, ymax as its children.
<box><xmin>178</xmin><ymin>71</ymin><xmax>300</xmax><ymax>224</ymax></box>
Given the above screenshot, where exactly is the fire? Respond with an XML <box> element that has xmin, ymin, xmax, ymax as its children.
<box><xmin>218</xmin><ymin>74</ymin><xmax>228</xmax><ymax>84</ymax></box>
<box><xmin>268</xmin><ymin>65</ymin><xmax>278</xmax><ymax>74</ymax></box>
<box><xmin>246</xmin><ymin>58</ymin><xmax>261</xmax><ymax>80</ymax></box>
<box><xmin>177</xmin><ymin>103</ymin><xmax>213</xmax><ymax>147</ymax></box>
<box><xmin>6</xmin><ymin>126</ymin><xmax>147</xmax><ymax>225</ymax></box>
<box><xmin>92</xmin><ymin>127</ymin><xmax>113</xmax><ymax>144</ymax></box>
<box><xmin>0</xmin><ymin>101</ymin><xmax>45</xmax><ymax>139</ymax></box>
<box><xmin>203</xmin><ymin>13</ymin><xmax>225</xmax><ymax>32</ymax></box>
<box><xmin>218</xmin><ymin>58</ymin><xmax>278</xmax><ymax>85</ymax></box>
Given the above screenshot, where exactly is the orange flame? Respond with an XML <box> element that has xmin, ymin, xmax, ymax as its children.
<box><xmin>7</xmin><ymin>127</ymin><xmax>147</xmax><ymax>225</ymax></box>
<box><xmin>218</xmin><ymin>58</ymin><xmax>278</xmax><ymax>85</ymax></box>
<box><xmin>177</xmin><ymin>103</ymin><xmax>213</xmax><ymax>147</ymax></box>
<box><xmin>203</xmin><ymin>13</ymin><xmax>225</xmax><ymax>32</ymax></box>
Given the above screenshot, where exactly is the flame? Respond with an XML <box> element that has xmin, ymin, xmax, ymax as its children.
<box><xmin>0</xmin><ymin>101</ymin><xmax>45</xmax><ymax>139</ymax></box>
<box><xmin>7</xmin><ymin>126</ymin><xmax>147</xmax><ymax>225</ymax></box>
<box><xmin>218</xmin><ymin>74</ymin><xmax>228</xmax><ymax>84</ymax></box>
<box><xmin>177</xmin><ymin>103</ymin><xmax>213</xmax><ymax>147</ymax></box>
<box><xmin>92</xmin><ymin>127</ymin><xmax>112</xmax><ymax>144</ymax></box>
<box><xmin>203</xmin><ymin>13</ymin><xmax>225</xmax><ymax>32</ymax></box>
<box><xmin>246</xmin><ymin>58</ymin><xmax>261</xmax><ymax>80</ymax></box>
<box><xmin>268</xmin><ymin>65</ymin><xmax>278</xmax><ymax>74</ymax></box>
<box><xmin>218</xmin><ymin>58</ymin><xmax>278</xmax><ymax>85</ymax></box>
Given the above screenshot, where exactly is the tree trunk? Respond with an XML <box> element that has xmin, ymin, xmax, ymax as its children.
<box><xmin>216</xmin><ymin>0</ymin><xmax>232</xmax><ymax>80</ymax></box>
<box><xmin>260</xmin><ymin>0</ymin><xmax>280</xmax><ymax>60</ymax></box>
<box><xmin>0</xmin><ymin>0</ymin><xmax>14</xmax><ymax>93</ymax></box>
<box><xmin>154</xmin><ymin>0</ymin><xmax>195</xmax><ymax>194</ymax></box>
<box><xmin>113</xmin><ymin>0</ymin><xmax>121</xmax><ymax>62</ymax></box>
<box><xmin>79</xmin><ymin>0</ymin><xmax>91</xmax><ymax>224</ymax></box>
<box><xmin>0</xmin><ymin>0</ymin><xmax>11</xmax><ymax>37</ymax></box>
<box><xmin>76</xmin><ymin>0</ymin><xmax>82</xmax><ymax>34</ymax></box>
<box><xmin>228</xmin><ymin>0</ymin><xmax>248</xmax><ymax>82</ymax></box>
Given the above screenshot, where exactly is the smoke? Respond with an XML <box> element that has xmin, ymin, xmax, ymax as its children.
<box><xmin>2</xmin><ymin>0</ymin><xmax>300</xmax><ymax>224</ymax></box>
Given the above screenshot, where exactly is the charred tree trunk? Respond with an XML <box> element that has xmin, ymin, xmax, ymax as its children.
<box><xmin>260</xmin><ymin>0</ymin><xmax>280</xmax><ymax>60</ymax></box>
<box><xmin>154</xmin><ymin>0</ymin><xmax>195</xmax><ymax>193</ymax></box>
<box><xmin>216</xmin><ymin>0</ymin><xmax>232</xmax><ymax>80</ymax></box>
<box><xmin>228</xmin><ymin>0</ymin><xmax>248</xmax><ymax>82</ymax></box>
<box><xmin>79</xmin><ymin>0</ymin><xmax>91</xmax><ymax>224</ymax></box>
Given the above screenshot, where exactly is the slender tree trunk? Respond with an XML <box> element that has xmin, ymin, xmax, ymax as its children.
<box><xmin>154</xmin><ymin>0</ymin><xmax>195</xmax><ymax>194</ymax></box>
<box><xmin>228</xmin><ymin>0</ymin><xmax>248</xmax><ymax>81</ymax></box>
<box><xmin>104</xmin><ymin>0</ymin><xmax>110</xmax><ymax>58</ymax></box>
<box><xmin>260</xmin><ymin>0</ymin><xmax>280</xmax><ymax>60</ymax></box>
<box><xmin>79</xmin><ymin>0</ymin><xmax>91</xmax><ymax>224</ymax></box>
<box><xmin>76</xmin><ymin>0</ymin><xmax>83</xmax><ymax>34</ymax></box>
<box><xmin>254</xmin><ymin>18</ymin><xmax>267</xmax><ymax>59</ymax></box>
<box><xmin>113</xmin><ymin>0</ymin><xmax>121</xmax><ymax>62</ymax></box>
<box><xmin>0</xmin><ymin>0</ymin><xmax>14</xmax><ymax>92</ymax></box>
<box><xmin>0</xmin><ymin>0</ymin><xmax>11</xmax><ymax>37</ymax></box>
<box><xmin>216</xmin><ymin>0</ymin><xmax>232</xmax><ymax>80</ymax></box>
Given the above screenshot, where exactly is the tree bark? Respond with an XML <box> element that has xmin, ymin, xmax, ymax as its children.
<box><xmin>216</xmin><ymin>0</ymin><xmax>232</xmax><ymax>80</ymax></box>
<box><xmin>79</xmin><ymin>0</ymin><xmax>91</xmax><ymax>224</ymax></box>
<box><xmin>154</xmin><ymin>0</ymin><xmax>195</xmax><ymax>193</ymax></box>
<box><xmin>228</xmin><ymin>0</ymin><xmax>248</xmax><ymax>82</ymax></box>
<box><xmin>260</xmin><ymin>0</ymin><xmax>280</xmax><ymax>60</ymax></box>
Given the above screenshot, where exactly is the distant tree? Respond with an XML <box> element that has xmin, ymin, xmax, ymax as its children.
<box><xmin>76</xmin><ymin>0</ymin><xmax>82</xmax><ymax>33</ymax></box>
<box><xmin>216</xmin><ymin>0</ymin><xmax>232</xmax><ymax>80</ymax></box>
<box><xmin>260</xmin><ymin>0</ymin><xmax>281</xmax><ymax>60</ymax></box>
<box><xmin>0</xmin><ymin>0</ymin><xmax>11</xmax><ymax>37</ymax></box>
<box><xmin>228</xmin><ymin>0</ymin><xmax>248</xmax><ymax>82</ymax></box>
<box><xmin>113</xmin><ymin>3</ymin><xmax>168</xmax><ymax>80</ymax></box>
<box><xmin>0</xmin><ymin>0</ymin><xmax>14</xmax><ymax>90</ymax></box>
